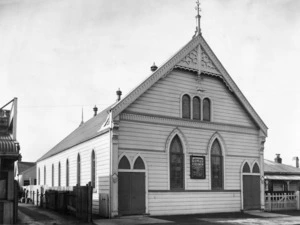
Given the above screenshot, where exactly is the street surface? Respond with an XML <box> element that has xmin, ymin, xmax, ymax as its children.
<box><xmin>18</xmin><ymin>203</ymin><xmax>300</xmax><ymax>225</ymax></box>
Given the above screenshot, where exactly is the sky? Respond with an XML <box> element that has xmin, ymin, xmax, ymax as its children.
<box><xmin>0</xmin><ymin>0</ymin><xmax>299</xmax><ymax>166</ymax></box>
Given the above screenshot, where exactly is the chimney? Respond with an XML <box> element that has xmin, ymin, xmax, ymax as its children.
<box><xmin>116</xmin><ymin>88</ymin><xmax>122</xmax><ymax>101</ymax></box>
<box><xmin>275</xmin><ymin>154</ymin><xmax>282</xmax><ymax>164</ymax></box>
<box><xmin>18</xmin><ymin>153</ymin><xmax>22</xmax><ymax>162</ymax></box>
<box><xmin>151</xmin><ymin>62</ymin><xmax>158</xmax><ymax>72</ymax></box>
<box><xmin>293</xmin><ymin>156</ymin><xmax>299</xmax><ymax>168</ymax></box>
<box><xmin>93</xmin><ymin>105</ymin><xmax>98</xmax><ymax>117</ymax></box>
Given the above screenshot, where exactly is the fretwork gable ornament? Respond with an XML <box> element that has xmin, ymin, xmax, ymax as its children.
<box><xmin>176</xmin><ymin>45</ymin><xmax>220</xmax><ymax>75</ymax></box>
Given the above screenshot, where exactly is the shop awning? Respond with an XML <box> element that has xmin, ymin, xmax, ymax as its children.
<box><xmin>265</xmin><ymin>175</ymin><xmax>300</xmax><ymax>181</ymax></box>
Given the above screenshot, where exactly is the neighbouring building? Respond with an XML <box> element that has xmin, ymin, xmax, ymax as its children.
<box><xmin>265</xmin><ymin>155</ymin><xmax>300</xmax><ymax>193</ymax></box>
<box><xmin>14</xmin><ymin>160</ymin><xmax>36</xmax><ymax>187</ymax></box>
<box><xmin>0</xmin><ymin>98</ymin><xmax>20</xmax><ymax>224</ymax></box>
<box><xmin>36</xmin><ymin>8</ymin><xmax>268</xmax><ymax>217</ymax></box>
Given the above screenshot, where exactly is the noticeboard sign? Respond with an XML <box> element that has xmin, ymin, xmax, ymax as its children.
<box><xmin>190</xmin><ymin>155</ymin><xmax>205</xmax><ymax>179</ymax></box>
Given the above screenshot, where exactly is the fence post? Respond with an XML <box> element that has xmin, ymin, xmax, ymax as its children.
<box><xmin>37</xmin><ymin>189</ymin><xmax>39</xmax><ymax>206</ymax></box>
<box><xmin>87</xmin><ymin>182</ymin><xmax>92</xmax><ymax>223</ymax></box>
<box><xmin>296</xmin><ymin>191</ymin><xmax>300</xmax><ymax>210</ymax></box>
<box><xmin>76</xmin><ymin>184</ymin><xmax>80</xmax><ymax>220</ymax></box>
<box><xmin>284</xmin><ymin>193</ymin><xmax>287</xmax><ymax>209</ymax></box>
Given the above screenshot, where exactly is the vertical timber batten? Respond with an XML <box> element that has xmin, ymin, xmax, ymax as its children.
<box><xmin>110</xmin><ymin>115</ymin><xmax>119</xmax><ymax>217</ymax></box>
<box><xmin>259</xmin><ymin>130</ymin><xmax>266</xmax><ymax>210</ymax></box>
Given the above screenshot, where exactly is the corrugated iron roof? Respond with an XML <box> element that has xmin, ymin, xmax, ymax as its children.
<box><xmin>264</xmin><ymin>159</ymin><xmax>300</xmax><ymax>175</ymax></box>
<box><xmin>265</xmin><ymin>175</ymin><xmax>300</xmax><ymax>180</ymax></box>
<box><xmin>37</xmin><ymin>105</ymin><xmax>111</xmax><ymax>162</ymax></box>
<box><xmin>0</xmin><ymin>133</ymin><xmax>19</xmax><ymax>154</ymax></box>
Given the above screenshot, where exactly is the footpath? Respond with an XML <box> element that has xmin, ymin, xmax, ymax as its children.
<box><xmin>18</xmin><ymin>203</ymin><xmax>300</xmax><ymax>225</ymax></box>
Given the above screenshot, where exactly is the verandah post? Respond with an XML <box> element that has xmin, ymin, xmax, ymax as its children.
<box><xmin>296</xmin><ymin>191</ymin><xmax>300</xmax><ymax>210</ymax></box>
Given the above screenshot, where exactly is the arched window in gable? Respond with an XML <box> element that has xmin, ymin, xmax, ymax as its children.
<box><xmin>252</xmin><ymin>163</ymin><xmax>260</xmax><ymax>173</ymax></box>
<box><xmin>66</xmin><ymin>159</ymin><xmax>69</xmax><ymax>186</ymax></box>
<box><xmin>44</xmin><ymin>166</ymin><xmax>46</xmax><ymax>185</ymax></box>
<box><xmin>170</xmin><ymin>135</ymin><xmax>184</xmax><ymax>190</ymax></box>
<box><xmin>211</xmin><ymin>139</ymin><xmax>223</xmax><ymax>189</ymax></box>
<box><xmin>119</xmin><ymin>156</ymin><xmax>130</xmax><ymax>169</ymax></box>
<box><xmin>203</xmin><ymin>98</ymin><xmax>211</xmax><ymax>121</ymax></box>
<box><xmin>58</xmin><ymin>162</ymin><xmax>61</xmax><ymax>187</ymax></box>
<box><xmin>182</xmin><ymin>94</ymin><xmax>191</xmax><ymax>119</ymax></box>
<box><xmin>52</xmin><ymin>164</ymin><xmax>54</xmax><ymax>186</ymax></box>
<box><xmin>38</xmin><ymin>168</ymin><xmax>40</xmax><ymax>185</ymax></box>
<box><xmin>133</xmin><ymin>156</ymin><xmax>145</xmax><ymax>169</ymax></box>
<box><xmin>77</xmin><ymin>154</ymin><xmax>81</xmax><ymax>185</ymax></box>
<box><xmin>242</xmin><ymin>162</ymin><xmax>251</xmax><ymax>173</ymax></box>
<box><xmin>91</xmin><ymin>150</ymin><xmax>96</xmax><ymax>188</ymax></box>
<box><xmin>193</xmin><ymin>96</ymin><xmax>201</xmax><ymax>120</ymax></box>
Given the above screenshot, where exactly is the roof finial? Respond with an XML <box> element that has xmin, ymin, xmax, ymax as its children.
<box><xmin>195</xmin><ymin>0</ymin><xmax>202</xmax><ymax>36</ymax></box>
<box><xmin>80</xmin><ymin>107</ymin><xmax>84</xmax><ymax>126</ymax></box>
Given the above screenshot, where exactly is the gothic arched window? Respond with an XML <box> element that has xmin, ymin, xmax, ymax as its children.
<box><xmin>253</xmin><ymin>163</ymin><xmax>260</xmax><ymax>173</ymax></box>
<box><xmin>44</xmin><ymin>166</ymin><xmax>46</xmax><ymax>185</ymax></box>
<box><xmin>133</xmin><ymin>156</ymin><xmax>145</xmax><ymax>170</ymax></box>
<box><xmin>91</xmin><ymin>151</ymin><xmax>96</xmax><ymax>188</ymax></box>
<box><xmin>211</xmin><ymin>139</ymin><xmax>223</xmax><ymax>189</ymax></box>
<box><xmin>52</xmin><ymin>164</ymin><xmax>54</xmax><ymax>186</ymax></box>
<box><xmin>242</xmin><ymin>162</ymin><xmax>251</xmax><ymax>173</ymax></box>
<box><xmin>38</xmin><ymin>168</ymin><xmax>40</xmax><ymax>185</ymax></box>
<box><xmin>119</xmin><ymin>156</ymin><xmax>130</xmax><ymax>169</ymax></box>
<box><xmin>170</xmin><ymin>135</ymin><xmax>184</xmax><ymax>190</ymax></box>
<box><xmin>77</xmin><ymin>154</ymin><xmax>81</xmax><ymax>185</ymax></box>
<box><xmin>58</xmin><ymin>162</ymin><xmax>61</xmax><ymax>187</ymax></box>
<box><xmin>66</xmin><ymin>159</ymin><xmax>69</xmax><ymax>186</ymax></box>
<box><xmin>182</xmin><ymin>95</ymin><xmax>191</xmax><ymax>119</ymax></box>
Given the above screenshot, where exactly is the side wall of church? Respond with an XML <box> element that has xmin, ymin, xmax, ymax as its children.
<box><xmin>36</xmin><ymin>131</ymin><xmax>111</xmax><ymax>214</ymax></box>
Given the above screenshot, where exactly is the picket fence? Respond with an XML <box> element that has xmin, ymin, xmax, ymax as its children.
<box><xmin>265</xmin><ymin>191</ymin><xmax>300</xmax><ymax>211</ymax></box>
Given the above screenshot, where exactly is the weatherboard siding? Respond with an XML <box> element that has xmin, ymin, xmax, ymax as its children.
<box><xmin>36</xmin><ymin>132</ymin><xmax>110</xmax><ymax>214</ymax></box>
<box><xmin>126</xmin><ymin>70</ymin><xmax>255</xmax><ymax>128</ymax></box>
<box><xmin>148</xmin><ymin>191</ymin><xmax>240</xmax><ymax>215</ymax></box>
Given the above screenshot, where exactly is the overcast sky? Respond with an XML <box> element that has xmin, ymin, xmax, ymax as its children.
<box><xmin>1</xmin><ymin>0</ymin><xmax>299</xmax><ymax>166</ymax></box>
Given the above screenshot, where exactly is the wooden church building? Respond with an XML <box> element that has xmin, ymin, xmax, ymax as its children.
<box><xmin>37</xmin><ymin>5</ymin><xmax>268</xmax><ymax>217</ymax></box>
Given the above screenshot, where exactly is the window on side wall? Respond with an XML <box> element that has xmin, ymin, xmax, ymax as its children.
<box><xmin>91</xmin><ymin>151</ymin><xmax>96</xmax><ymax>189</ymax></box>
<box><xmin>77</xmin><ymin>154</ymin><xmax>81</xmax><ymax>185</ymax></box>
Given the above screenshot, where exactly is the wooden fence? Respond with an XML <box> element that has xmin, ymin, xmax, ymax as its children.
<box><xmin>265</xmin><ymin>192</ymin><xmax>300</xmax><ymax>211</ymax></box>
<box><xmin>23</xmin><ymin>183</ymin><xmax>93</xmax><ymax>222</ymax></box>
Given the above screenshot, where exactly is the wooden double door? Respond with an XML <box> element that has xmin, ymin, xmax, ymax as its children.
<box><xmin>243</xmin><ymin>175</ymin><xmax>260</xmax><ymax>210</ymax></box>
<box><xmin>118</xmin><ymin>172</ymin><xmax>145</xmax><ymax>215</ymax></box>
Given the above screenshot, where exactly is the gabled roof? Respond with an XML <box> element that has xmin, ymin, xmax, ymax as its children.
<box><xmin>17</xmin><ymin>161</ymin><xmax>35</xmax><ymax>174</ymax></box>
<box><xmin>111</xmin><ymin>35</ymin><xmax>268</xmax><ymax>136</ymax></box>
<box><xmin>38</xmin><ymin>33</ymin><xmax>268</xmax><ymax>163</ymax></box>
<box><xmin>21</xmin><ymin>164</ymin><xmax>36</xmax><ymax>175</ymax></box>
<box><xmin>264</xmin><ymin>159</ymin><xmax>300</xmax><ymax>175</ymax></box>
<box><xmin>37</xmin><ymin>106</ymin><xmax>111</xmax><ymax>162</ymax></box>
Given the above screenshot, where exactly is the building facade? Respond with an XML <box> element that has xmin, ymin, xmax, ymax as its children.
<box><xmin>265</xmin><ymin>155</ymin><xmax>300</xmax><ymax>193</ymax></box>
<box><xmin>14</xmin><ymin>161</ymin><xmax>36</xmax><ymax>187</ymax></box>
<box><xmin>37</xmin><ymin>26</ymin><xmax>267</xmax><ymax>217</ymax></box>
<box><xmin>0</xmin><ymin>98</ymin><xmax>20</xmax><ymax>224</ymax></box>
